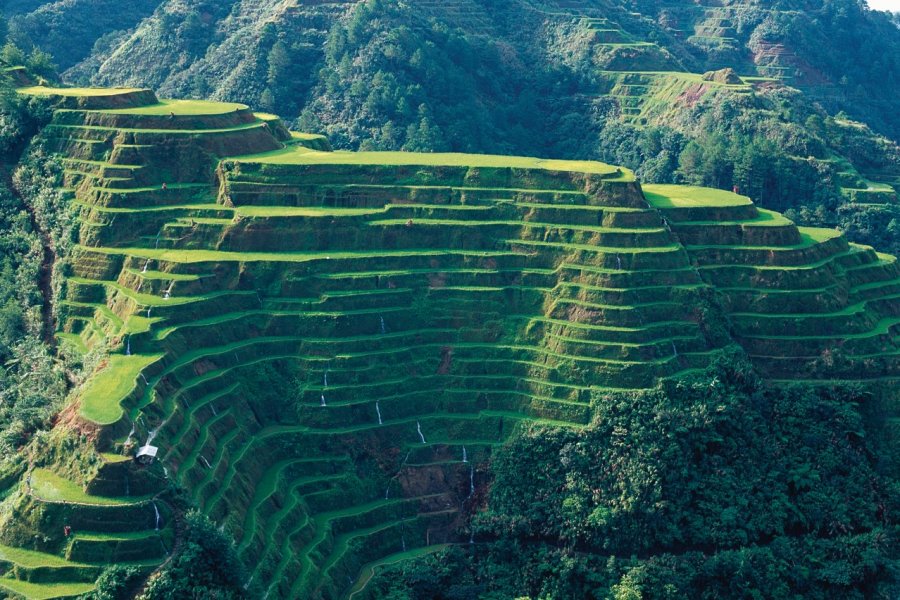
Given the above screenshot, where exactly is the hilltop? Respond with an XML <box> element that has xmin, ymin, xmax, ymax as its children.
<box><xmin>0</xmin><ymin>83</ymin><xmax>896</xmax><ymax>598</ymax></box>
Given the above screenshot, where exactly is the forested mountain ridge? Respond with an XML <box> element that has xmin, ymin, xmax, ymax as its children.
<box><xmin>5</xmin><ymin>0</ymin><xmax>899</xmax><ymax>140</ymax></box>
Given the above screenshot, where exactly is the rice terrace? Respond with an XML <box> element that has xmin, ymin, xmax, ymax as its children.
<box><xmin>0</xmin><ymin>82</ymin><xmax>893</xmax><ymax>598</ymax></box>
<box><xmin>0</xmin><ymin>1</ymin><xmax>899</xmax><ymax>599</ymax></box>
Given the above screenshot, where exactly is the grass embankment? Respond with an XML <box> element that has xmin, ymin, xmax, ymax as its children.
<box><xmin>48</xmin><ymin>121</ymin><xmax>267</xmax><ymax>135</ymax></box>
<box><xmin>0</xmin><ymin>579</ymin><xmax>94</xmax><ymax>600</ymax></box>
<box><xmin>0</xmin><ymin>545</ymin><xmax>87</xmax><ymax>569</ymax></box>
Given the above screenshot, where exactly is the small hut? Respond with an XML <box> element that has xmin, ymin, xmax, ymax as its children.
<box><xmin>135</xmin><ymin>445</ymin><xmax>159</xmax><ymax>465</ymax></box>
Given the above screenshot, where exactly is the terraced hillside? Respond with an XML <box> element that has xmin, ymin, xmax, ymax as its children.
<box><xmin>0</xmin><ymin>85</ymin><xmax>897</xmax><ymax>600</ymax></box>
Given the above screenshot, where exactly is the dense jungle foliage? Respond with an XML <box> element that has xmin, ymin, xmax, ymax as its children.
<box><xmin>85</xmin><ymin>512</ymin><xmax>246</xmax><ymax>600</ymax></box>
<box><xmin>363</xmin><ymin>353</ymin><xmax>900</xmax><ymax>599</ymax></box>
<box><xmin>0</xmin><ymin>66</ymin><xmax>67</xmax><ymax>472</ymax></box>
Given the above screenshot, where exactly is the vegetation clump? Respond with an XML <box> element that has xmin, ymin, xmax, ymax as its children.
<box><xmin>701</xmin><ymin>68</ymin><xmax>743</xmax><ymax>85</ymax></box>
<box><xmin>363</xmin><ymin>355</ymin><xmax>900</xmax><ymax>599</ymax></box>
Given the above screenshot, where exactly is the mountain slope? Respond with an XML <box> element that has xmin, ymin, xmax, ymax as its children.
<box><xmin>2</xmin><ymin>0</ymin><xmax>164</xmax><ymax>71</ymax></box>
<box><xmin>0</xmin><ymin>83</ymin><xmax>896</xmax><ymax>599</ymax></box>
<box><xmin>7</xmin><ymin>0</ymin><xmax>899</xmax><ymax>265</ymax></box>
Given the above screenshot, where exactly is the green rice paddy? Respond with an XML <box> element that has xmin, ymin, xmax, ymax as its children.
<box><xmin>234</xmin><ymin>147</ymin><xmax>629</xmax><ymax>176</ymax></box>
<box><xmin>17</xmin><ymin>85</ymin><xmax>145</xmax><ymax>97</ymax></box>
<box><xmin>643</xmin><ymin>183</ymin><xmax>752</xmax><ymax>207</ymax></box>
<box><xmin>30</xmin><ymin>469</ymin><xmax>149</xmax><ymax>506</ymax></box>
<box><xmin>97</xmin><ymin>98</ymin><xmax>247</xmax><ymax>115</ymax></box>
<box><xmin>78</xmin><ymin>353</ymin><xmax>163</xmax><ymax>424</ymax></box>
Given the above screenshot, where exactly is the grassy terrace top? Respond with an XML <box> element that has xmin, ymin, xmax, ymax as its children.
<box><xmin>17</xmin><ymin>85</ymin><xmax>147</xmax><ymax>97</ymax></box>
<box><xmin>231</xmin><ymin>147</ymin><xmax>630</xmax><ymax>178</ymax></box>
<box><xmin>87</xmin><ymin>98</ymin><xmax>248</xmax><ymax>115</ymax></box>
<box><xmin>643</xmin><ymin>184</ymin><xmax>753</xmax><ymax>207</ymax></box>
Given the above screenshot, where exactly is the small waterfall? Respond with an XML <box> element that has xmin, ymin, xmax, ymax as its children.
<box><xmin>140</xmin><ymin>373</ymin><xmax>149</xmax><ymax>385</ymax></box>
<box><xmin>201</xmin><ymin>456</ymin><xmax>212</xmax><ymax>469</ymax></box>
<box><xmin>468</xmin><ymin>466</ymin><xmax>475</xmax><ymax>499</ymax></box>
<box><xmin>401</xmin><ymin>536</ymin><xmax>406</xmax><ymax>552</ymax></box>
<box><xmin>210</xmin><ymin>403</ymin><xmax>218</xmax><ymax>417</ymax></box>
<box><xmin>320</xmin><ymin>394</ymin><xmax>327</xmax><ymax>407</ymax></box>
<box><xmin>146</xmin><ymin>426</ymin><xmax>160</xmax><ymax>446</ymax></box>
<box><xmin>376</xmin><ymin>401</ymin><xmax>383</xmax><ymax>425</ymax></box>
<box><xmin>125</xmin><ymin>336</ymin><xmax>131</xmax><ymax>356</ymax></box>
<box><xmin>416</xmin><ymin>421</ymin><xmax>426</xmax><ymax>444</ymax></box>
<box><xmin>163</xmin><ymin>281</ymin><xmax>173</xmax><ymax>301</ymax></box>
<box><xmin>384</xmin><ymin>485</ymin><xmax>390</xmax><ymax>500</ymax></box>
<box><xmin>153</xmin><ymin>502</ymin><xmax>161</xmax><ymax>531</ymax></box>
<box><xmin>142</xmin><ymin>260</ymin><xmax>150</xmax><ymax>273</ymax></box>
<box><xmin>256</xmin><ymin>291</ymin><xmax>263</xmax><ymax>307</ymax></box>
<box><xmin>462</xmin><ymin>446</ymin><xmax>468</xmax><ymax>463</ymax></box>
<box><xmin>616</xmin><ymin>254</ymin><xmax>622</xmax><ymax>270</ymax></box>
<box><xmin>380</xmin><ymin>316</ymin><xmax>386</xmax><ymax>334</ymax></box>
<box><xmin>323</xmin><ymin>370</ymin><xmax>328</xmax><ymax>388</ymax></box>
<box><xmin>469</xmin><ymin>528</ymin><xmax>475</xmax><ymax>545</ymax></box>
<box><xmin>154</xmin><ymin>232</ymin><xmax>161</xmax><ymax>249</ymax></box>
<box><xmin>146</xmin><ymin>306</ymin><xmax>152</xmax><ymax>318</ymax></box>
<box><xmin>163</xmin><ymin>466</ymin><xmax>169</xmax><ymax>479</ymax></box>
<box><xmin>125</xmin><ymin>420</ymin><xmax>136</xmax><ymax>446</ymax></box>
<box><xmin>671</xmin><ymin>341</ymin><xmax>678</xmax><ymax>357</ymax></box>
<box><xmin>244</xmin><ymin>575</ymin><xmax>254</xmax><ymax>591</ymax></box>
